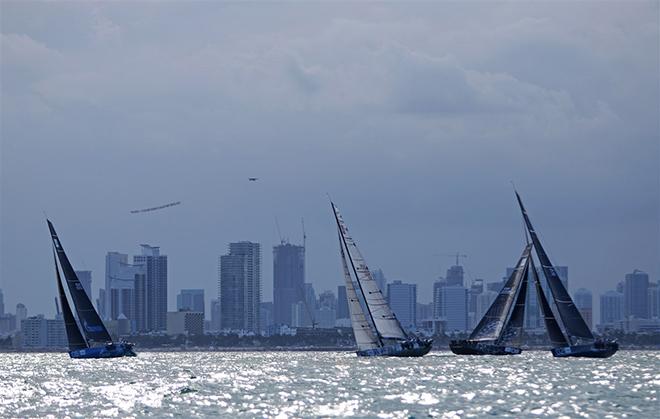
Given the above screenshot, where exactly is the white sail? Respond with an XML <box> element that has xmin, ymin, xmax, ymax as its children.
<box><xmin>332</xmin><ymin>203</ymin><xmax>408</xmax><ymax>340</ymax></box>
<box><xmin>339</xmin><ymin>232</ymin><xmax>380</xmax><ymax>350</ymax></box>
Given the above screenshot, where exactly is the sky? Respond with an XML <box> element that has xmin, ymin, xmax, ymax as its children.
<box><xmin>1</xmin><ymin>1</ymin><xmax>658</xmax><ymax>321</ymax></box>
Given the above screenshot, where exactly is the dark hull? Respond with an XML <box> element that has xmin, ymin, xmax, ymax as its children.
<box><xmin>357</xmin><ymin>339</ymin><xmax>433</xmax><ymax>357</ymax></box>
<box><xmin>69</xmin><ymin>342</ymin><xmax>136</xmax><ymax>359</ymax></box>
<box><xmin>551</xmin><ymin>341</ymin><xmax>618</xmax><ymax>358</ymax></box>
<box><xmin>449</xmin><ymin>340</ymin><xmax>522</xmax><ymax>356</ymax></box>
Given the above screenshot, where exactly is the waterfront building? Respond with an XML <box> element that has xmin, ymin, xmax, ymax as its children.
<box><xmin>445</xmin><ymin>265</ymin><xmax>464</xmax><ymax>287</ymax></box>
<box><xmin>387</xmin><ymin>280</ymin><xmax>417</xmax><ymax>331</ymax></box>
<box><xmin>371</xmin><ymin>269</ymin><xmax>387</xmax><ymax>296</ymax></box>
<box><xmin>75</xmin><ymin>270</ymin><xmax>92</xmax><ymax>298</ymax></box>
<box><xmin>336</xmin><ymin>285</ymin><xmax>349</xmax><ymax>320</ymax></box>
<box><xmin>624</xmin><ymin>269</ymin><xmax>649</xmax><ymax>319</ymax></box>
<box><xmin>260</xmin><ymin>302</ymin><xmax>274</xmax><ymax>332</ymax></box>
<box><xmin>210</xmin><ymin>299</ymin><xmax>221</xmax><ymax>331</ymax></box>
<box><xmin>600</xmin><ymin>290</ymin><xmax>624</xmax><ymax>327</ymax></box>
<box><xmin>20</xmin><ymin>315</ymin><xmax>66</xmax><ymax>348</ymax></box>
<box><xmin>177</xmin><ymin>289</ymin><xmax>205</xmax><ymax>315</ymax></box>
<box><xmin>166</xmin><ymin>311</ymin><xmax>204</xmax><ymax>335</ymax></box>
<box><xmin>105</xmin><ymin>252</ymin><xmax>145</xmax><ymax>331</ymax></box>
<box><xmin>273</xmin><ymin>243</ymin><xmax>305</xmax><ymax>327</ymax></box>
<box><xmin>475</xmin><ymin>290</ymin><xmax>498</xmax><ymax>322</ymax></box>
<box><xmin>0</xmin><ymin>289</ymin><xmax>4</xmax><ymax>315</ymax></box>
<box><xmin>218</xmin><ymin>241</ymin><xmax>261</xmax><ymax>333</ymax></box>
<box><xmin>573</xmin><ymin>288</ymin><xmax>593</xmax><ymax>329</ymax></box>
<box><xmin>647</xmin><ymin>282</ymin><xmax>659</xmax><ymax>319</ymax></box>
<box><xmin>435</xmin><ymin>285</ymin><xmax>467</xmax><ymax>333</ymax></box>
<box><xmin>16</xmin><ymin>303</ymin><xmax>27</xmax><ymax>331</ymax></box>
<box><xmin>133</xmin><ymin>245</ymin><xmax>167</xmax><ymax>332</ymax></box>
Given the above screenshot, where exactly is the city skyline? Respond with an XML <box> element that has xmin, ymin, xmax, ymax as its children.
<box><xmin>1</xmin><ymin>2</ymin><xmax>658</xmax><ymax>326</ymax></box>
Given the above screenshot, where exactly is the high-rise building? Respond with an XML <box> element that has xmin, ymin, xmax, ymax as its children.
<box><xmin>387</xmin><ymin>280</ymin><xmax>417</xmax><ymax>331</ymax></box>
<box><xmin>600</xmin><ymin>290</ymin><xmax>624</xmax><ymax>325</ymax></box>
<box><xmin>75</xmin><ymin>270</ymin><xmax>92</xmax><ymax>298</ymax></box>
<box><xmin>649</xmin><ymin>282</ymin><xmax>660</xmax><ymax>319</ymax></box>
<box><xmin>167</xmin><ymin>311</ymin><xmax>204</xmax><ymax>335</ymax></box>
<box><xmin>210</xmin><ymin>299</ymin><xmax>221</xmax><ymax>331</ymax></box>
<box><xmin>445</xmin><ymin>265</ymin><xmax>464</xmax><ymax>287</ymax></box>
<box><xmin>133</xmin><ymin>245</ymin><xmax>168</xmax><ymax>332</ymax></box>
<box><xmin>624</xmin><ymin>269</ymin><xmax>649</xmax><ymax>319</ymax></box>
<box><xmin>435</xmin><ymin>285</ymin><xmax>467</xmax><ymax>332</ymax></box>
<box><xmin>336</xmin><ymin>285</ymin><xmax>349</xmax><ymax>319</ymax></box>
<box><xmin>105</xmin><ymin>252</ymin><xmax>145</xmax><ymax>331</ymax></box>
<box><xmin>218</xmin><ymin>242</ymin><xmax>261</xmax><ymax>333</ymax></box>
<box><xmin>432</xmin><ymin>280</ymin><xmax>444</xmax><ymax>319</ymax></box>
<box><xmin>260</xmin><ymin>301</ymin><xmax>274</xmax><ymax>332</ymax></box>
<box><xmin>371</xmin><ymin>269</ymin><xmax>387</xmax><ymax>295</ymax></box>
<box><xmin>315</xmin><ymin>290</ymin><xmax>337</xmax><ymax>328</ymax></box>
<box><xmin>16</xmin><ymin>303</ymin><xmax>27</xmax><ymax>331</ymax></box>
<box><xmin>272</xmin><ymin>243</ymin><xmax>305</xmax><ymax>327</ymax></box>
<box><xmin>573</xmin><ymin>288</ymin><xmax>593</xmax><ymax>329</ymax></box>
<box><xmin>177</xmin><ymin>289</ymin><xmax>205</xmax><ymax>315</ymax></box>
<box><xmin>476</xmin><ymin>290</ymin><xmax>498</xmax><ymax>322</ymax></box>
<box><xmin>0</xmin><ymin>289</ymin><xmax>4</xmax><ymax>315</ymax></box>
<box><xmin>21</xmin><ymin>315</ymin><xmax>66</xmax><ymax>348</ymax></box>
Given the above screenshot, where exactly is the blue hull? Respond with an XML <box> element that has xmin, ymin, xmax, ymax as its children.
<box><xmin>69</xmin><ymin>342</ymin><xmax>136</xmax><ymax>359</ymax></box>
<box><xmin>552</xmin><ymin>341</ymin><xmax>618</xmax><ymax>358</ymax></box>
<box><xmin>357</xmin><ymin>339</ymin><xmax>433</xmax><ymax>357</ymax></box>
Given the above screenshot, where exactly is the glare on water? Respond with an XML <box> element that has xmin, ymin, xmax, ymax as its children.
<box><xmin>0</xmin><ymin>351</ymin><xmax>658</xmax><ymax>417</ymax></box>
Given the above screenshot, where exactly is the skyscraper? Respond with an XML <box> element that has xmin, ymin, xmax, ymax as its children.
<box><xmin>573</xmin><ymin>288</ymin><xmax>593</xmax><ymax>329</ymax></box>
<box><xmin>16</xmin><ymin>303</ymin><xmax>27</xmax><ymax>331</ymax></box>
<box><xmin>371</xmin><ymin>269</ymin><xmax>387</xmax><ymax>295</ymax></box>
<box><xmin>75</xmin><ymin>270</ymin><xmax>92</xmax><ymax>298</ymax></box>
<box><xmin>177</xmin><ymin>289</ymin><xmax>205</xmax><ymax>315</ymax></box>
<box><xmin>218</xmin><ymin>242</ymin><xmax>261</xmax><ymax>333</ymax></box>
<box><xmin>336</xmin><ymin>285</ymin><xmax>349</xmax><ymax>319</ymax></box>
<box><xmin>0</xmin><ymin>289</ymin><xmax>4</xmax><ymax>315</ymax></box>
<box><xmin>445</xmin><ymin>265</ymin><xmax>464</xmax><ymax>286</ymax></box>
<box><xmin>105</xmin><ymin>252</ymin><xmax>145</xmax><ymax>331</ymax></box>
<box><xmin>624</xmin><ymin>269</ymin><xmax>649</xmax><ymax>319</ymax></box>
<box><xmin>210</xmin><ymin>299</ymin><xmax>221</xmax><ymax>331</ymax></box>
<box><xmin>272</xmin><ymin>243</ymin><xmax>304</xmax><ymax>326</ymax></box>
<box><xmin>600</xmin><ymin>290</ymin><xmax>624</xmax><ymax>326</ymax></box>
<box><xmin>387</xmin><ymin>280</ymin><xmax>417</xmax><ymax>331</ymax></box>
<box><xmin>649</xmin><ymin>282</ymin><xmax>660</xmax><ymax>319</ymax></box>
<box><xmin>133</xmin><ymin>245</ymin><xmax>168</xmax><ymax>332</ymax></box>
<box><xmin>435</xmin><ymin>285</ymin><xmax>467</xmax><ymax>332</ymax></box>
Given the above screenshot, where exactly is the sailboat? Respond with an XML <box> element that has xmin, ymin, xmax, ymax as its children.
<box><xmin>331</xmin><ymin>202</ymin><xmax>432</xmax><ymax>357</ymax></box>
<box><xmin>48</xmin><ymin>220</ymin><xmax>136</xmax><ymax>359</ymax></box>
<box><xmin>515</xmin><ymin>192</ymin><xmax>618</xmax><ymax>358</ymax></box>
<box><xmin>450</xmin><ymin>244</ymin><xmax>531</xmax><ymax>355</ymax></box>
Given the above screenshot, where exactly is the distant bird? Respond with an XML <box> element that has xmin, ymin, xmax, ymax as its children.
<box><xmin>130</xmin><ymin>201</ymin><xmax>181</xmax><ymax>214</ymax></box>
<box><xmin>248</xmin><ymin>177</ymin><xmax>259</xmax><ymax>182</ymax></box>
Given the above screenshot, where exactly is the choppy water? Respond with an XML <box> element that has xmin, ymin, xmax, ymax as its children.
<box><xmin>0</xmin><ymin>351</ymin><xmax>658</xmax><ymax>417</ymax></box>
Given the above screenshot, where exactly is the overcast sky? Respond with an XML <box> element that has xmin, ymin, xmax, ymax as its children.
<box><xmin>1</xmin><ymin>1</ymin><xmax>658</xmax><ymax>320</ymax></box>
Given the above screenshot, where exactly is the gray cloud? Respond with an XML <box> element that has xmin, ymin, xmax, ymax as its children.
<box><xmin>1</xmin><ymin>1</ymin><xmax>657</xmax><ymax>320</ymax></box>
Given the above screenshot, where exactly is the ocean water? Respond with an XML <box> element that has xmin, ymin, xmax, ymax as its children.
<box><xmin>0</xmin><ymin>351</ymin><xmax>657</xmax><ymax>417</ymax></box>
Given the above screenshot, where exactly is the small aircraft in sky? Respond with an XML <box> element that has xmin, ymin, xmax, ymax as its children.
<box><xmin>248</xmin><ymin>177</ymin><xmax>259</xmax><ymax>181</ymax></box>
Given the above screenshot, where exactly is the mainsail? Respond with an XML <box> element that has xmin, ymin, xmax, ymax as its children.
<box><xmin>470</xmin><ymin>244</ymin><xmax>531</xmax><ymax>342</ymax></box>
<box><xmin>530</xmin><ymin>257</ymin><xmax>569</xmax><ymax>346</ymax></box>
<box><xmin>515</xmin><ymin>192</ymin><xmax>594</xmax><ymax>340</ymax></box>
<box><xmin>338</xmin><ymin>231</ymin><xmax>381</xmax><ymax>350</ymax></box>
<box><xmin>331</xmin><ymin>202</ymin><xmax>408</xmax><ymax>341</ymax></box>
<box><xmin>53</xmin><ymin>250</ymin><xmax>88</xmax><ymax>351</ymax></box>
<box><xmin>48</xmin><ymin>220</ymin><xmax>112</xmax><ymax>343</ymax></box>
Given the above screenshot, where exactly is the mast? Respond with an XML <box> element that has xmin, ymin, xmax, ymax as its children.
<box><xmin>53</xmin><ymin>250</ymin><xmax>88</xmax><ymax>351</ymax></box>
<box><xmin>331</xmin><ymin>202</ymin><xmax>408</xmax><ymax>341</ymax></box>
<box><xmin>514</xmin><ymin>191</ymin><xmax>594</xmax><ymax>341</ymax></box>
<box><xmin>48</xmin><ymin>220</ymin><xmax>112</xmax><ymax>344</ymax></box>
<box><xmin>530</xmin><ymin>257</ymin><xmax>570</xmax><ymax>346</ymax></box>
<box><xmin>338</xmin><ymin>230</ymin><xmax>381</xmax><ymax>349</ymax></box>
<box><xmin>470</xmin><ymin>244</ymin><xmax>531</xmax><ymax>341</ymax></box>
